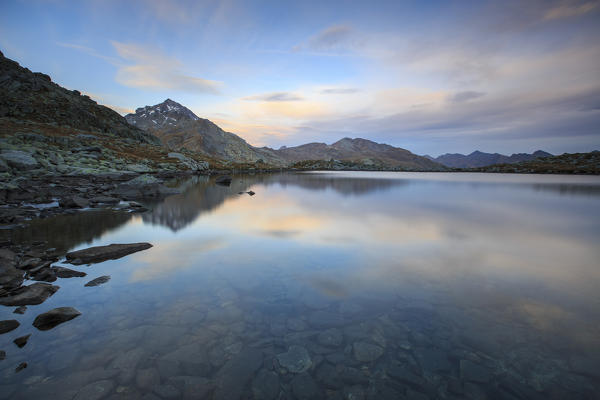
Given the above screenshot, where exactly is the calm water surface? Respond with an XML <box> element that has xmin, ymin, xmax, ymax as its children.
<box><xmin>1</xmin><ymin>172</ymin><xmax>600</xmax><ymax>399</ymax></box>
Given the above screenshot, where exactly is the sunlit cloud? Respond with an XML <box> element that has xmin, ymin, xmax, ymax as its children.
<box><xmin>111</xmin><ymin>41</ymin><xmax>222</xmax><ymax>93</ymax></box>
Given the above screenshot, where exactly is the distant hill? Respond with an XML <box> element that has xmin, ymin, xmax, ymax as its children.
<box><xmin>473</xmin><ymin>151</ymin><xmax>600</xmax><ymax>174</ymax></box>
<box><xmin>279</xmin><ymin>137</ymin><xmax>442</xmax><ymax>170</ymax></box>
<box><xmin>429</xmin><ymin>150</ymin><xmax>553</xmax><ymax>168</ymax></box>
<box><xmin>126</xmin><ymin>99</ymin><xmax>443</xmax><ymax>170</ymax></box>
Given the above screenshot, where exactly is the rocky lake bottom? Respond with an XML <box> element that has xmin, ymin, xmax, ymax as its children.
<box><xmin>1</xmin><ymin>171</ymin><xmax>599</xmax><ymax>399</ymax></box>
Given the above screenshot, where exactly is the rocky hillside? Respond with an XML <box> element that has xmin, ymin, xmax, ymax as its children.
<box><xmin>428</xmin><ymin>150</ymin><xmax>552</xmax><ymax>168</ymax></box>
<box><xmin>126</xmin><ymin>100</ymin><xmax>285</xmax><ymax>165</ymax></box>
<box><xmin>0</xmin><ymin>51</ymin><xmax>218</xmax><ymax>178</ymax></box>
<box><xmin>280</xmin><ymin>138</ymin><xmax>442</xmax><ymax>170</ymax></box>
<box><xmin>0</xmin><ymin>50</ymin><xmax>158</xmax><ymax>145</ymax></box>
<box><xmin>472</xmin><ymin>151</ymin><xmax>600</xmax><ymax>174</ymax></box>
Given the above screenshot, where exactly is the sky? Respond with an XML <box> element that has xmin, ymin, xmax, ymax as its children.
<box><xmin>1</xmin><ymin>0</ymin><xmax>599</xmax><ymax>156</ymax></box>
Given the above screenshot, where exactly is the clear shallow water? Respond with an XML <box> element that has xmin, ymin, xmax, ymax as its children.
<box><xmin>1</xmin><ymin>172</ymin><xmax>600</xmax><ymax>399</ymax></box>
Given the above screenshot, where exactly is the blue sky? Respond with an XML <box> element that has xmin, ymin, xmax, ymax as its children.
<box><xmin>1</xmin><ymin>0</ymin><xmax>599</xmax><ymax>156</ymax></box>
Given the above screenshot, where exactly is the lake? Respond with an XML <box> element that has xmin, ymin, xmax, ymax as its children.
<box><xmin>1</xmin><ymin>171</ymin><xmax>600</xmax><ymax>399</ymax></box>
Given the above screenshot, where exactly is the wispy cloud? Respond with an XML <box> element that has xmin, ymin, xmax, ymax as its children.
<box><xmin>243</xmin><ymin>92</ymin><xmax>304</xmax><ymax>101</ymax></box>
<box><xmin>293</xmin><ymin>25</ymin><xmax>356</xmax><ymax>53</ymax></box>
<box><xmin>112</xmin><ymin>41</ymin><xmax>221</xmax><ymax>93</ymax></box>
<box><xmin>320</xmin><ymin>87</ymin><xmax>360</xmax><ymax>94</ymax></box>
<box><xmin>543</xmin><ymin>0</ymin><xmax>599</xmax><ymax>20</ymax></box>
<box><xmin>448</xmin><ymin>91</ymin><xmax>486</xmax><ymax>103</ymax></box>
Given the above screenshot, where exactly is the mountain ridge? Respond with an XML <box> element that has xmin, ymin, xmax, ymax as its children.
<box><xmin>427</xmin><ymin>150</ymin><xmax>553</xmax><ymax>168</ymax></box>
<box><xmin>125</xmin><ymin>99</ymin><xmax>443</xmax><ymax>170</ymax></box>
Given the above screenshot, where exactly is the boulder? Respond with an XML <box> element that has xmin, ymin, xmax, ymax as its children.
<box><xmin>0</xmin><ymin>283</ymin><xmax>59</xmax><ymax>306</ymax></box>
<box><xmin>168</xmin><ymin>152</ymin><xmax>209</xmax><ymax>171</ymax></box>
<box><xmin>52</xmin><ymin>266</ymin><xmax>87</xmax><ymax>278</ymax></box>
<box><xmin>0</xmin><ymin>150</ymin><xmax>39</xmax><ymax>170</ymax></box>
<box><xmin>33</xmin><ymin>307</ymin><xmax>81</xmax><ymax>331</ymax></box>
<box><xmin>14</xmin><ymin>334</ymin><xmax>31</xmax><ymax>348</ymax></box>
<box><xmin>213</xmin><ymin>348</ymin><xmax>263</xmax><ymax>400</ymax></box>
<box><xmin>66</xmin><ymin>243</ymin><xmax>152</xmax><ymax>265</ymax></box>
<box><xmin>0</xmin><ymin>320</ymin><xmax>19</xmax><ymax>334</ymax></box>
<box><xmin>59</xmin><ymin>196</ymin><xmax>89</xmax><ymax>208</ymax></box>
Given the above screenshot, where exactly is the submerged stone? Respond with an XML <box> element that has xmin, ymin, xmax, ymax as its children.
<box><xmin>460</xmin><ymin>359</ymin><xmax>493</xmax><ymax>383</ymax></box>
<box><xmin>66</xmin><ymin>243</ymin><xmax>152</xmax><ymax>265</ymax></box>
<box><xmin>252</xmin><ymin>369</ymin><xmax>280</xmax><ymax>400</ymax></box>
<box><xmin>213</xmin><ymin>348</ymin><xmax>263</xmax><ymax>400</ymax></box>
<box><xmin>291</xmin><ymin>373</ymin><xmax>321</xmax><ymax>400</ymax></box>
<box><xmin>85</xmin><ymin>276</ymin><xmax>111</xmax><ymax>287</ymax></box>
<box><xmin>33</xmin><ymin>307</ymin><xmax>81</xmax><ymax>331</ymax></box>
<box><xmin>277</xmin><ymin>345</ymin><xmax>312</xmax><ymax>373</ymax></box>
<box><xmin>73</xmin><ymin>379</ymin><xmax>114</xmax><ymax>400</ymax></box>
<box><xmin>215</xmin><ymin>175</ymin><xmax>232</xmax><ymax>186</ymax></box>
<box><xmin>353</xmin><ymin>342</ymin><xmax>384</xmax><ymax>362</ymax></box>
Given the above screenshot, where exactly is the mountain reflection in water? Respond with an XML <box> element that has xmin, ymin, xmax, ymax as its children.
<box><xmin>2</xmin><ymin>171</ymin><xmax>599</xmax><ymax>399</ymax></box>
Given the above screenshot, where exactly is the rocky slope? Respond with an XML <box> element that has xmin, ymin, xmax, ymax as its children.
<box><xmin>428</xmin><ymin>150</ymin><xmax>552</xmax><ymax>168</ymax></box>
<box><xmin>0</xmin><ymin>51</ymin><xmax>220</xmax><ymax>180</ymax></box>
<box><xmin>126</xmin><ymin>100</ymin><xmax>285</xmax><ymax>165</ymax></box>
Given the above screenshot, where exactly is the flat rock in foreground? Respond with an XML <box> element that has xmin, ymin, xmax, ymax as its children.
<box><xmin>66</xmin><ymin>243</ymin><xmax>152</xmax><ymax>265</ymax></box>
<box><xmin>0</xmin><ymin>283</ymin><xmax>59</xmax><ymax>306</ymax></box>
<box><xmin>33</xmin><ymin>307</ymin><xmax>81</xmax><ymax>331</ymax></box>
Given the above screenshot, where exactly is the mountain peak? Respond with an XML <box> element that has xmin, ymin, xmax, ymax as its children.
<box><xmin>126</xmin><ymin>99</ymin><xmax>199</xmax><ymax>130</ymax></box>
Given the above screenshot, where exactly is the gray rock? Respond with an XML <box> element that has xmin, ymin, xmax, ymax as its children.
<box><xmin>460</xmin><ymin>359</ymin><xmax>492</xmax><ymax>383</ymax></box>
<box><xmin>126</xmin><ymin>164</ymin><xmax>151</xmax><ymax>173</ymax></box>
<box><xmin>74</xmin><ymin>379</ymin><xmax>115</xmax><ymax>400</ymax></box>
<box><xmin>167</xmin><ymin>153</ymin><xmax>209</xmax><ymax>171</ymax></box>
<box><xmin>85</xmin><ymin>276</ymin><xmax>111</xmax><ymax>287</ymax></box>
<box><xmin>0</xmin><ymin>282</ymin><xmax>59</xmax><ymax>306</ymax></box>
<box><xmin>152</xmin><ymin>384</ymin><xmax>180</xmax><ymax>399</ymax></box>
<box><xmin>252</xmin><ymin>369</ymin><xmax>280</xmax><ymax>400</ymax></box>
<box><xmin>59</xmin><ymin>196</ymin><xmax>89</xmax><ymax>208</ymax></box>
<box><xmin>353</xmin><ymin>342</ymin><xmax>383</xmax><ymax>363</ymax></box>
<box><xmin>343</xmin><ymin>385</ymin><xmax>365</xmax><ymax>400</ymax></box>
<box><xmin>415</xmin><ymin>348</ymin><xmax>452</xmax><ymax>373</ymax></box>
<box><xmin>66</xmin><ymin>243</ymin><xmax>152</xmax><ymax>265</ymax></box>
<box><xmin>213</xmin><ymin>348</ymin><xmax>263</xmax><ymax>400</ymax></box>
<box><xmin>109</xmin><ymin>348</ymin><xmax>147</xmax><ymax>385</ymax></box>
<box><xmin>0</xmin><ymin>150</ymin><xmax>39</xmax><ymax>170</ymax></box>
<box><xmin>13</xmin><ymin>306</ymin><xmax>27</xmax><ymax>314</ymax></box>
<box><xmin>0</xmin><ymin>320</ymin><xmax>19</xmax><ymax>334</ymax></box>
<box><xmin>14</xmin><ymin>334</ymin><xmax>31</xmax><ymax>348</ymax></box>
<box><xmin>33</xmin><ymin>307</ymin><xmax>81</xmax><ymax>330</ymax></box>
<box><xmin>136</xmin><ymin>368</ymin><xmax>159</xmax><ymax>390</ymax></box>
<box><xmin>53</xmin><ymin>266</ymin><xmax>87</xmax><ymax>278</ymax></box>
<box><xmin>277</xmin><ymin>345</ymin><xmax>312</xmax><ymax>373</ymax></box>
<box><xmin>291</xmin><ymin>373</ymin><xmax>321</xmax><ymax>400</ymax></box>
<box><xmin>318</xmin><ymin>328</ymin><xmax>344</xmax><ymax>347</ymax></box>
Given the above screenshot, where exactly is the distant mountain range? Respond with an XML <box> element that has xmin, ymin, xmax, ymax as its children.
<box><xmin>425</xmin><ymin>150</ymin><xmax>553</xmax><ymax>168</ymax></box>
<box><xmin>126</xmin><ymin>99</ymin><xmax>441</xmax><ymax>170</ymax></box>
